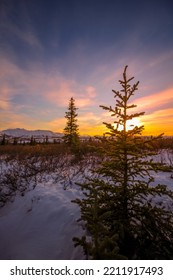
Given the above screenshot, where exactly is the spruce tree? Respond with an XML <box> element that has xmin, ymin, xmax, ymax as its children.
<box><xmin>63</xmin><ymin>97</ymin><xmax>79</xmax><ymax>148</ymax></box>
<box><xmin>30</xmin><ymin>135</ymin><xmax>36</xmax><ymax>145</ymax></box>
<box><xmin>1</xmin><ymin>134</ymin><xmax>6</xmax><ymax>145</ymax></box>
<box><xmin>73</xmin><ymin>66</ymin><xmax>173</xmax><ymax>259</ymax></box>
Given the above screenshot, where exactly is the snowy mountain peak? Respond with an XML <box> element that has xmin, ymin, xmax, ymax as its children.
<box><xmin>2</xmin><ymin>128</ymin><xmax>63</xmax><ymax>137</ymax></box>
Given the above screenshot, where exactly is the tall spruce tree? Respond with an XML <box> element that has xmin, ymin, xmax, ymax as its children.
<box><xmin>63</xmin><ymin>97</ymin><xmax>79</xmax><ymax>148</ymax></box>
<box><xmin>73</xmin><ymin>66</ymin><xmax>173</xmax><ymax>259</ymax></box>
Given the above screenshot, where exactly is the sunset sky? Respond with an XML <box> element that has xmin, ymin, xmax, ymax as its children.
<box><xmin>0</xmin><ymin>0</ymin><xmax>173</xmax><ymax>136</ymax></box>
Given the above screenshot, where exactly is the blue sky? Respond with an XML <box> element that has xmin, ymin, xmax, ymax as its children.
<box><xmin>0</xmin><ymin>0</ymin><xmax>173</xmax><ymax>135</ymax></box>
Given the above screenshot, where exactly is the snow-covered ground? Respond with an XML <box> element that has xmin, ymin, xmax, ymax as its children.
<box><xmin>0</xmin><ymin>149</ymin><xmax>172</xmax><ymax>260</ymax></box>
<box><xmin>0</xmin><ymin>179</ymin><xmax>85</xmax><ymax>260</ymax></box>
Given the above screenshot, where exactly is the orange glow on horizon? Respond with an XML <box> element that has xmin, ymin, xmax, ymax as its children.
<box><xmin>78</xmin><ymin>113</ymin><xmax>172</xmax><ymax>136</ymax></box>
<box><xmin>78</xmin><ymin>124</ymin><xmax>172</xmax><ymax>137</ymax></box>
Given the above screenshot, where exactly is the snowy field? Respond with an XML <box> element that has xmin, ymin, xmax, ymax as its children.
<box><xmin>0</xmin><ymin>180</ymin><xmax>84</xmax><ymax>260</ymax></box>
<box><xmin>0</xmin><ymin>149</ymin><xmax>173</xmax><ymax>260</ymax></box>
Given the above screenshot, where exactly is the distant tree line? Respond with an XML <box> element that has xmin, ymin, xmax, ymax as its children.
<box><xmin>0</xmin><ymin>134</ymin><xmax>64</xmax><ymax>146</ymax></box>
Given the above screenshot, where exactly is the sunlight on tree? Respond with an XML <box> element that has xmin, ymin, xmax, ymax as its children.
<box><xmin>113</xmin><ymin>118</ymin><xmax>143</xmax><ymax>131</ymax></box>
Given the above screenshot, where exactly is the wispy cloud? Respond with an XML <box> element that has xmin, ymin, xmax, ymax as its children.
<box><xmin>46</xmin><ymin>80</ymin><xmax>97</xmax><ymax>108</ymax></box>
<box><xmin>0</xmin><ymin>57</ymin><xmax>98</xmax><ymax>131</ymax></box>
<box><xmin>0</xmin><ymin>56</ymin><xmax>97</xmax><ymax>104</ymax></box>
<box><xmin>133</xmin><ymin>88</ymin><xmax>173</xmax><ymax>112</ymax></box>
<box><xmin>0</xmin><ymin>99</ymin><xmax>11</xmax><ymax>110</ymax></box>
<box><xmin>0</xmin><ymin>0</ymin><xmax>42</xmax><ymax>51</ymax></box>
<box><xmin>0</xmin><ymin>84</ymin><xmax>12</xmax><ymax>110</ymax></box>
<box><xmin>143</xmin><ymin>108</ymin><xmax>173</xmax><ymax>124</ymax></box>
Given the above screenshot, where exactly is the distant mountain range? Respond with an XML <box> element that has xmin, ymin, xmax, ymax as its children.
<box><xmin>0</xmin><ymin>128</ymin><xmax>63</xmax><ymax>138</ymax></box>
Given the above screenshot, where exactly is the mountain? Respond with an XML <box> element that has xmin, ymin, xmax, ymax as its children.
<box><xmin>1</xmin><ymin>128</ymin><xmax>63</xmax><ymax>138</ymax></box>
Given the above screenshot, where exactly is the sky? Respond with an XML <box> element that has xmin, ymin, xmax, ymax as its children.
<box><xmin>0</xmin><ymin>0</ymin><xmax>173</xmax><ymax>136</ymax></box>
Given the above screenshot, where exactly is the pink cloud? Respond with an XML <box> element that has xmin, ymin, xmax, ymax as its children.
<box><xmin>0</xmin><ymin>84</ymin><xmax>12</xmax><ymax>110</ymax></box>
<box><xmin>143</xmin><ymin>108</ymin><xmax>173</xmax><ymax>124</ymax></box>
<box><xmin>1</xmin><ymin>19</ymin><xmax>42</xmax><ymax>50</ymax></box>
<box><xmin>0</xmin><ymin>58</ymin><xmax>97</xmax><ymax>111</ymax></box>
<box><xmin>0</xmin><ymin>99</ymin><xmax>11</xmax><ymax>110</ymax></box>
<box><xmin>44</xmin><ymin>79</ymin><xmax>97</xmax><ymax>108</ymax></box>
<box><xmin>132</xmin><ymin>88</ymin><xmax>173</xmax><ymax>111</ymax></box>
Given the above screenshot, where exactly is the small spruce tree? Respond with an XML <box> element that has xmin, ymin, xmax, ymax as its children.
<box><xmin>63</xmin><ymin>97</ymin><xmax>79</xmax><ymax>149</ymax></box>
<box><xmin>13</xmin><ymin>137</ymin><xmax>18</xmax><ymax>145</ymax></box>
<box><xmin>73</xmin><ymin>66</ymin><xmax>173</xmax><ymax>259</ymax></box>
<box><xmin>1</xmin><ymin>134</ymin><xmax>6</xmax><ymax>145</ymax></box>
<box><xmin>30</xmin><ymin>135</ymin><xmax>36</xmax><ymax>145</ymax></box>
